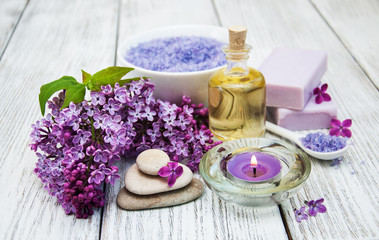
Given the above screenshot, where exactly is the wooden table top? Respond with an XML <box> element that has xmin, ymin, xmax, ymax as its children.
<box><xmin>0</xmin><ymin>0</ymin><xmax>378</xmax><ymax>239</ymax></box>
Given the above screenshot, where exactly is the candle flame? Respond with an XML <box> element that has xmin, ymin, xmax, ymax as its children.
<box><xmin>250</xmin><ymin>155</ymin><xmax>257</xmax><ymax>167</ymax></box>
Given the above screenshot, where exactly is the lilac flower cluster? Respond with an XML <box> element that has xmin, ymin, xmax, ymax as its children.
<box><xmin>300</xmin><ymin>132</ymin><xmax>347</xmax><ymax>152</ymax></box>
<box><xmin>30</xmin><ymin>78</ymin><xmax>219</xmax><ymax>218</ymax></box>
<box><xmin>125</xmin><ymin>36</ymin><xmax>226</xmax><ymax>72</ymax></box>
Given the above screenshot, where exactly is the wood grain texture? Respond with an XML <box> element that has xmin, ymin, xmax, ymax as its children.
<box><xmin>101</xmin><ymin>0</ymin><xmax>288</xmax><ymax>239</ymax></box>
<box><xmin>0</xmin><ymin>0</ymin><xmax>118</xmax><ymax>239</ymax></box>
<box><xmin>311</xmin><ymin>0</ymin><xmax>379</xmax><ymax>89</ymax></box>
<box><xmin>213</xmin><ymin>0</ymin><xmax>379</xmax><ymax>239</ymax></box>
<box><xmin>0</xmin><ymin>0</ymin><xmax>28</xmax><ymax>58</ymax></box>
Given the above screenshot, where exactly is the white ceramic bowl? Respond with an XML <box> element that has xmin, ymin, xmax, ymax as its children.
<box><xmin>117</xmin><ymin>25</ymin><xmax>228</xmax><ymax>105</ymax></box>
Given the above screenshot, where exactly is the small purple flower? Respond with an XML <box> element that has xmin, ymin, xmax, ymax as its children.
<box><xmin>105</xmin><ymin>166</ymin><xmax>120</xmax><ymax>185</ymax></box>
<box><xmin>175</xmin><ymin>113</ymin><xmax>191</xmax><ymax>130</ymax></box>
<box><xmin>196</xmin><ymin>128</ymin><xmax>210</xmax><ymax>145</ymax></box>
<box><xmin>146</xmin><ymin>128</ymin><xmax>161</xmax><ymax>142</ymax></box>
<box><xmin>114</xmin><ymin>87</ymin><xmax>129</xmax><ymax>103</ymax></box>
<box><xmin>65</xmin><ymin>102</ymin><xmax>81</xmax><ymax>118</ymax></box>
<box><xmin>162</xmin><ymin>103</ymin><xmax>178</xmax><ymax>116</ymax></box>
<box><xmin>142</xmin><ymin>106</ymin><xmax>157</xmax><ymax>121</ymax></box>
<box><xmin>104</xmin><ymin>98</ymin><xmax>121</xmax><ymax>115</ymax></box>
<box><xmin>72</xmin><ymin>129</ymin><xmax>91</xmax><ymax>145</ymax></box>
<box><xmin>158</xmin><ymin>162</ymin><xmax>183</xmax><ymax>187</ymax></box>
<box><xmin>101</xmin><ymin>84</ymin><xmax>113</xmax><ymax>95</ymax></box>
<box><xmin>93</xmin><ymin>113</ymin><xmax>107</xmax><ymax>129</ymax></box>
<box><xmin>90</xmin><ymin>91</ymin><xmax>106</xmax><ymax>106</ymax></box>
<box><xmin>307</xmin><ymin>198</ymin><xmax>327</xmax><ymax>216</ymax></box>
<box><xmin>313</xmin><ymin>84</ymin><xmax>331</xmax><ymax>104</ymax></box>
<box><xmin>93</xmin><ymin>149</ymin><xmax>110</xmax><ymax>163</ymax></box>
<box><xmin>128</xmin><ymin>106</ymin><xmax>143</xmax><ymax>123</ymax></box>
<box><xmin>129</xmin><ymin>80</ymin><xmax>144</xmax><ymax>95</ymax></box>
<box><xmin>88</xmin><ymin>169</ymin><xmax>105</xmax><ymax>185</ymax></box>
<box><xmin>330</xmin><ymin>118</ymin><xmax>352</xmax><ymax>138</ymax></box>
<box><xmin>163</xmin><ymin>114</ymin><xmax>176</xmax><ymax>129</ymax></box>
<box><xmin>294</xmin><ymin>206</ymin><xmax>309</xmax><ymax>222</ymax></box>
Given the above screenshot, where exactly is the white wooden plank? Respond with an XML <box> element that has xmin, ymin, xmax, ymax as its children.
<box><xmin>0</xmin><ymin>0</ymin><xmax>118</xmax><ymax>239</ymax></box>
<box><xmin>0</xmin><ymin>0</ymin><xmax>28</xmax><ymax>58</ymax></box>
<box><xmin>101</xmin><ymin>0</ymin><xmax>288</xmax><ymax>239</ymax></box>
<box><xmin>311</xmin><ymin>0</ymin><xmax>379</xmax><ymax>88</ymax></box>
<box><xmin>213</xmin><ymin>0</ymin><xmax>379</xmax><ymax>239</ymax></box>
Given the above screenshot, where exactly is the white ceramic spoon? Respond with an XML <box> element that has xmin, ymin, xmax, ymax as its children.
<box><xmin>266</xmin><ymin>121</ymin><xmax>349</xmax><ymax>160</ymax></box>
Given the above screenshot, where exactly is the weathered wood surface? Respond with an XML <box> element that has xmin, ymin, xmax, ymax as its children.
<box><xmin>0</xmin><ymin>0</ymin><xmax>28</xmax><ymax>58</ymax></box>
<box><xmin>1</xmin><ymin>0</ymin><xmax>378</xmax><ymax>239</ymax></box>
<box><xmin>311</xmin><ymin>0</ymin><xmax>379</xmax><ymax>89</ymax></box>
<box><xmin>0</xmin><ymin>0</ymin><xmax>118</xmax><ymax>239</ymax></box>
<box><xmin>100</xmin><ymin>0</ymin><xmax>288</xmax><ymax>239</ymax></box>
<box><xmin>213</xmin><ymin>0</ymin><xmax>379</xmax><ymax>239</ymax></box>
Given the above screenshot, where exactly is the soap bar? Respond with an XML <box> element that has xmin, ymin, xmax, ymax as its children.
<box><xmin>259</xmin><ymin>48</ymin><xmax>327</xmax><ymax>110</ymax></box>
<box><xmin>267</xmin><ymin>96</ymin><xmax>337</xmax><ymax>131</ymax></box>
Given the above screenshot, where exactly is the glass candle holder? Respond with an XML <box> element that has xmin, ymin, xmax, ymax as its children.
<box><xmin>199</xmin><ymin>138</ymin><xmax>311</xmax><ymax>207</ymax></box>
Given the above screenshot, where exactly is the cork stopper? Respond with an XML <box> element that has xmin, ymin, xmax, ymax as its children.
<box><xmin>228</xmin><ymin>25</ymin><xmax>247</xmax><ymax>50</ymax></box>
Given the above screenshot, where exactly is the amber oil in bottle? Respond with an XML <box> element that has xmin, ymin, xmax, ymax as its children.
<box><xmin>208</xmin><ymin>26</ymin><xmax>266</xmax><ymax>141</ymax></box>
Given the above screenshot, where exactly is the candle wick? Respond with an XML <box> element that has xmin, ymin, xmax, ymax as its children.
<box><xmin>253</xmin><ymin>167</ymin><xmax>256</xmax><ymax>177</ymax></box>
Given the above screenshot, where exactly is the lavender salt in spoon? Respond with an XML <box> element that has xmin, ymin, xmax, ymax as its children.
<box><xmin>266</xmin><ymin>121</ymin><xmax>349</xmax><ymax>160</ymax></box>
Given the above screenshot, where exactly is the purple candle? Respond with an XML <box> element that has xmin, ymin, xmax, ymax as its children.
<box><xmin>227</xmin><ymin>152</ymin><xmax>282</xmax><ymax>182</ymax></box>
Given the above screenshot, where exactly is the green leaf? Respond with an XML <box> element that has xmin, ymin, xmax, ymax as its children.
<box><xmin>90</xmin><ymin>66</ymin><xmax>133</xmax><ymax>90</ymax></box>
<box><xmin>81</xmin><ymin>70</ymin><xmax>92</xmax><ymax>85</ymax></box>
<box><xmin>61</xmin><ymin>83</ymin><xmax>86</xmax><ymax>109</ymax></box>
<box><xmin>39</xmin><ymin>76</ymin><xmax>78</xmax><ymax>116</ymax></box>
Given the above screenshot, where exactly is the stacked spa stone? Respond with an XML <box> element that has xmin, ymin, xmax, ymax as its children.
<box><xmin>117</xmin><ymin>149</ymin><xmax>204</xmax><ymax>210</ymax></box>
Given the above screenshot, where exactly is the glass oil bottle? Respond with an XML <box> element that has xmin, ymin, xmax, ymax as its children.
<box><xmin>208</xmin><ymin>26</ymin><xmax>266</xmax><ymax>141</ymax></box>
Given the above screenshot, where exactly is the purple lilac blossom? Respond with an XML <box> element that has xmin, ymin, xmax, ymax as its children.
<box><xmin>300</xmin><ymin>132</ymin><xmax>347</xmax><ymax>152</ymax></box>
<box><xmin>330</xmin><ymin>118</ymin><xmax>352</xmax><ymax>138</ymax></box>
<box><xmin>158</xmin><ymin>162</ymin><xmax>184</xmax><ymax>187</ymax></box>
<box><xmin>313</xmin><ymin>83</ymin><xmax>331</xmax><ymax>104</ymax></box>
<box><xmin>125</xmin><ymin>36</ymin><xmax>226</xmax><ymax>72</ymax></box>
<box><xmin>307</xmin><ymin>198</ymin><xmax>327</xmax><ymax>216</ymax></box>
<box><xmin>294</xmin><ymin>206</ymin><xmax>309</xmax><ymax>222</ymax></box>
<box><xmin>30</xmin><ymin>78</ymin><xmax>221</xmax><ymax>218</ymax></box>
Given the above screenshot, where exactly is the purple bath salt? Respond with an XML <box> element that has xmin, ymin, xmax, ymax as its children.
<box><xmin>300</xmin><ymin>132</ymin><xmax>347</xmax><ymax>152</ymax></box>
<box><xmin>125</xmin><ymin>36</ymin><xmax>226</xmax><ymax>72</ymax></box>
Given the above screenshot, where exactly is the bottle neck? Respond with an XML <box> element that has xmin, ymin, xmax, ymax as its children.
<box><xmin>223</xmin><ymin>44</ymin><xmax>252</xmax><ymax>76</ymax></box>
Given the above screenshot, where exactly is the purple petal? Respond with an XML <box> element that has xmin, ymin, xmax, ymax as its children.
<box><xmin>307</xmin><ymin>200</ymin><xmax>315</xmax><ymax>207</ymax></box>
<box><xmin>167</xmin><ymin>161</ymin><xmax>178</xmax><ymax>170</ymax></box>
<box><xmin>341</xmin><ymin>128</ymin><xmax>352</xmax><ymax>138</ymax></box>
<box><xmin>315</xmin><ymin>198</ymin><xmax>324</xmax><ymax>204</ymax></box>
<box><xmin>295</xmin><ymin>207</ymin><xmax>309</xmax><ymax>222</ymax></box>
<box><xmin>167</xmin><ymin>174</ymin><xmax>177</xmax><ymax>187</ymax></box>
<box><xmin>330</xmin><ymin>127</ymin><xmax>341</xmax><ymax>136</ymax></box>
<box><xmin>174</xmin><ymin>166</ymin><xmax>183</xmax><ymax>177</ymax></box>
<box><xmin>316</xmin><ymin>204</ymin><xmax>327</xmax><ymax>213</ymax></box>
<box><xmin>342</xmin><ymin>119</ymin><xmax>352</xmax><ymax>127</ymax></box>
<box><xmin>330</xmin><ymin>119</ymin><xmax>341</xmax><ymax>127</ymax></box>
<box><xmin>158</xmin><ymin>166</ymin><xmax>171</xmax><ymax>177</ymax></box>
<box><xmin>308</xmin><ymin>207</ymin><xmax>317</xmax><ymax>216</ymax></box>
<box><xmin>295</xmin><ymin>214</ymin><xmax>302</xmax><ymax>222</ymax></box>
<box><xmin>103</xmin><ymin>168</ymin><xmax>112</xmax><ymax>175</ymax></box>
<box><xmin>313</xmin><ymin>87</ymin><xmax>321</xmax><ymax>95</ymax></box>
<box><xmin>321</xmin><ymin>93</ymin><xmax>331</xmax><ymax>101</ymax></box>
<box><xmin>321</xmin><ymin>83</ymin><xmax>328</xmax><ymax>92</ymax></box>
<box><xmin>315</xmin><ymin>95</ymin><xmax>323</xmax><ymax>104</ymax></box>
